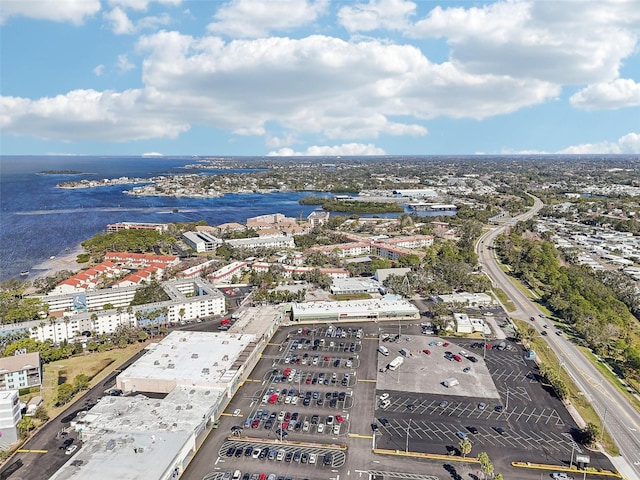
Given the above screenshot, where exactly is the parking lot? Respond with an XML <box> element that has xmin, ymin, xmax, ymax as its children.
<box><xmin>373</xmin><ymin>334</ymin><xmax>614</xmax><ymax>471</ymax></box>
<box><xmin>184</xmin><ymin>319</ymin><xmax>615</xmax><ymax>480</ymax></box>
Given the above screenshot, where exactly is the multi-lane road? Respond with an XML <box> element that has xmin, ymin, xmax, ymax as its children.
<box><xmin>477</xmin><ymin>196</ymin><xmax>640</xmax><ymax>479</ymax></box>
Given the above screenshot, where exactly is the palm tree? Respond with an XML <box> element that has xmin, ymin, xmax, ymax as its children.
<box><xmin>39</xmin><ymin>321</ymin><xmax>46</xmax><ymax>341</ymax></box>
<box><xmin>126</xmin><ymin>306</ymin><xmax>134</xmax><ymax>326</ymax></box>
<box><xmin>458</xmin><ymin>438</ymin><xmax>472</xmax><ymax>458</ymax></box>
<box><xmin>63</xmin><ymin>315</ymin><xmax>70</xmax><ymax>341</ymax></box>
<box><xmin>90</xmin><ymin>313</ymin><xmax>98</xmax><ymax>335</ymax></box>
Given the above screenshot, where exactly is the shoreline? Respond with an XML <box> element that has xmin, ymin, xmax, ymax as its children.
<box><xmin>27</xmin><ymin>245</ymin><xmax>84</xmax><ymax>280</ymax></box>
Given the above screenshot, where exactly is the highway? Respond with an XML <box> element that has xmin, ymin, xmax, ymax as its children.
<box><xmin>477</xmin><ymin>196</ymin><xmax>640</xmax><ymax>480</ymax></box>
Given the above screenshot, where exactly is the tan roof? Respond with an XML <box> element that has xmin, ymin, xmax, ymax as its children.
<box><xmin>0</xmin><ymin>352</ymin><xmax>41</xmax><ymax>373</ymax></box>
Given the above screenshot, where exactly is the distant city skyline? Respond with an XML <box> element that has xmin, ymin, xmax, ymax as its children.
<box><xmin>1</xmin><ymin>0</ymin><xmax>639</xmax><ymax>157</ymax></box>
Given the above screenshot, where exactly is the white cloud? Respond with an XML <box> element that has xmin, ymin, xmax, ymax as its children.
<box><xmin>338</xmin><ymin>0</ymin><xmax>416</xmax><ymax>32</ymax></box>
<box><xmin>117</xmin><ymin>54</ymin><xmax>135</xmax><ymax>72</ymax></box>
<box><xmin>108</xmin><ymin>0</ymin><xmax>181</xmax><ymax>11</ymax></box>
<box><xmin>268</xmin><ymin>143</ymin><xmax>386</xmax><ymax>156</ymax></box>
<box><xmin>94</xmin><ymin>65</ymin><xmax>105</xmax><ymax>76</ymax></box>
<box><xmin>104</xmin><ymin>7</ymin><xmax>171</xmax><ymax>34</ymax></box>
<box><xmin>558</xmin><ymin>132</ymin><xmax>640</xmax><ymax>154</ymax></box>
<box><xmin>207</xmin><ymin>0</ymin><xmax>329</xmax><ymax>38</ymax></box>
<box><xmin>0</xmin><ymin>0</ymin><xmax>100</xmax><ymax>25</ymax></box>
<box><xmin>570</xmin><ymin>79</ymin><xmax>640</xmax><ymax>111</ymax></box>
<box><xmin>0</xmin><ymin>89</ymin><xmax>189</xmax><ymax>142</ymax></box>
<box><xmin>104</xmin><ymin>7</ymin><xmax>135</xmax><ymax>34</ymax></box>
<box><xmin>1</xmin><ymin>32</ymin><xmax>562</xmax><ymax>145</ymax></box>
<box><xmin>410</xmin><ymin>0</ymin><xmax>640</xmax><ymax>85</ymax></box>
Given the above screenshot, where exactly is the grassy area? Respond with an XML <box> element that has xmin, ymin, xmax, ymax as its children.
<box><xmin>329</xmin><ymin>293</ymin><xmax>372</xmax><ymax>301</ymax></box>
<box><xmin>41</xmin><ymin>342</ymin><xmax>148</xmax><ymax>420</ymax></box>
<box><xmin>514</xmin><ymin>320</ymin><xmax>619</xmax><ymax>455</ymax></box>
<box><xmin>491</xmin><ymin>287</ymin><xmax>516</xmax><ymax>312</ymax></box>
<box><xmin>577</xmin><ymin>346</ymin><xmax>640</xmax><ymax>412</ymax></box>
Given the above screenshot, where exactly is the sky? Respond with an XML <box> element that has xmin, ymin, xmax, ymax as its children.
<box><xmin>1</xmin><ymin>0</ymin><xmax>639</xmax><ymax>157</ymax></box>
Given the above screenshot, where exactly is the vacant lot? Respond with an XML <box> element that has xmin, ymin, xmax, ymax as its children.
<box><xmin>41</xmin><ymin>343</ymin><xmax>147</xmax><ymax>418</ymax></box>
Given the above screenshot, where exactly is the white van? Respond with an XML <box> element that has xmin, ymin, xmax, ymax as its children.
<box><xmin>378</xmin><ymin>346</ymin><xmax>389</xmax><ymax>356</ymax></box>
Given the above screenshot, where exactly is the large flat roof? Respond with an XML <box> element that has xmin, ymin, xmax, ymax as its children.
<box><xmin>291</xmin><ymin>297</ymin><xmax>419</xmax><ymax>316</ymax></box>
<box><xmin>52</xmin><ymin>388</ymin><xmax>218</xmax><ymax>480</ymax></box>
<box><xmin>117</xmin><ymin>331</ymin><xmax>257</xmax><ymax>389</ymax></box>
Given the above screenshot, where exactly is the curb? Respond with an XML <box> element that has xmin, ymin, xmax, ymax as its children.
<box><xmin>373</xmin><ymin>448</ymin><xmax>480</xmax><ymax>463</ymax></box>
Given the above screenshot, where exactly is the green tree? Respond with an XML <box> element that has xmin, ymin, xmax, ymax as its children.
<box><xmin>55</xmin><ymin>383</ymin><xmax>76</xmax><ymax>406</ymax></box>
<box><xmin>73</xmin><ymin>374</ymin><xmax>90</xmax><ymax>392</ymax></box>
<box><xmin>458</xmin><ymin>438</ymin><xmax>472</xmax><ymax>458</ymax></box>
<box><xmin>17</xmin><ymin>416</ymin><xmax>35</xmax><ymax>438</ymax></box>
<box><xmin>494</xmin><ymin>473</ymin><xmax>504</xmax><ymax>480</ymax></box>
<box><xmin>580</xmin><ymin>422</ymin><xmax>600</xmax><ymax>447</ymax></box>
<box><xmin>34</xmin><ymin>405</ymin><xmax>50</xmax><ymax>422</ymax></box>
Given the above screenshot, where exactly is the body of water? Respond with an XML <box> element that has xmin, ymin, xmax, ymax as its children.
<box><xmin>0</xmin><ymin>156</ymin><xmax>449</xmax><ymax>281</ymax></box>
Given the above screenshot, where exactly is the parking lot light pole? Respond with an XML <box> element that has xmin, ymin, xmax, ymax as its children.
<box><xmin>405</xmin><ymin>418</ymin><xmax>411</xmax><ymax>453</ymax></box>
<box><xmin>505</xmin><ymin>387</ymin><xmax>510</xmax><ymax>410</ymax></box>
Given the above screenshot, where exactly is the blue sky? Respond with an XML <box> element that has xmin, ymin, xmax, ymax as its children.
<box><xmin>1</xmin><ymin>0</ymin><xmax>639</xmax><ymax>156</ymax></box>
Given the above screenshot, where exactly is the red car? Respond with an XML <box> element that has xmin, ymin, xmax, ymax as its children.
<box><xmin>453</xmin><ymin>354</ymin><xmax>462</xmax><ymax>362</ymax></box>
<box><xmin>251</xmin><ymin>419</ymin><xmax>260</xmax><ymax>428</ymax></box>
<box><xmin>423</xmin><ymin>349</ymin><xmax>431</xmax><ymax>355</ymax></box>
<box><xmin>443</xmin><ymin>342</ymin><xmax>450</xmax><ymax>347</ymax></box>
<box><xmin>335</xmin><ymin>414</ymin><xmax>344</xmax><ymax>423</ymax></box>
<box><xmin>324</xmin><ymin>356</ymin><xmax>330</xmax><ymax>361</ymax></box>
<box><xmin>530</xmin><ymin>316</ymin><xmax>535</xmax><ymax>321</ymax></box>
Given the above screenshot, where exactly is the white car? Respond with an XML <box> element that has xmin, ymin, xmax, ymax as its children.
<box><xmin>276</xmin><ymin>449</ymin><xmax>286</xmax><ymax>461</ymax></box>
<box><xmin>232</xmin><ymin>408</ymin><xmax>241</xmax><ymax>417</ymax></box>
<box><xmin>551</xmin><ymin>474</ymin><xmax>573</xmax><ymax>480</ymax></box>
<box><xmin>332</xmin><ymin>423</ymin><xmax>340</xmax><ymax>435</ymax></box>
<box><xmin>379</xmin><ymin>393</ymin><xmax>390</xmax><ymax>402</ymax></box>
<box><xmin>65</xmin><ymin>445</ymin><xmax>78</xmax><ymax>455</ymax></box>
<box><xmin>317</xmin><ymin>423</ymin><xmax>325</xmax><ymax>433</ymax></box>
<box><xmin>252</xmin><ymin>448</ymin><xmax>261</xmax><ymax>459</ymax></box>
<box><xmin>308</xmin><ymin>453</ymin><xmax>317</xmax><ymax>464</ymax></box>
<box><xmin>291</xmin><ymin>396</ymin><xmax>299</xmax><ymax>405</ymax></box>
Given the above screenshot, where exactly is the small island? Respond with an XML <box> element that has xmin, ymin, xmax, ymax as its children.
<box><xmin>299</xmin><ymin>195</ymin><xmax>404</xmax><ymax>213</ymax></box>
<box><xmin>38</xmin><ymin>170</ymin><xmax>84</xmax><ymax>175</ymax></box>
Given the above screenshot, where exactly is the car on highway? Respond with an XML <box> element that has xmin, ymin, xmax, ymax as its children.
<box><xmin>541</xmin><ymin>330</ymin><xmax>548</xmax><ymax>336</ymax></box>
<box><xmin>530</xmin><ymin>316</ymin><xmax>536</xmax><ymax>321</ymax></box>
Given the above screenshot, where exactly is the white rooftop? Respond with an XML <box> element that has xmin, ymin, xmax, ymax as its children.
<box><xmin>51</xmin><ymin>389</ymin><xmax>219</xmax><ymax>480</ymax></box>
<box><xmin>117</xmin><ymin>331</ymin><xmax>256</xmax><ymax>389</ymax></box>
<box><xmin>292</xmin><ymin>297</ymin><xmax>418</xmax><ymax>315</ymax></box>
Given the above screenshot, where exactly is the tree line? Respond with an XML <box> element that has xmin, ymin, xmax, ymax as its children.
<box><xmin>495</xmin><ymin>223</ymin><xmax>640</xmax><ymax>381</ymax></box>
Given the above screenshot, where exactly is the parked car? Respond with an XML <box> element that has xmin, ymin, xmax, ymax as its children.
<box><xmin>455</xmin><ymin>431</ymin><xmax>467</xmax><ymax>439</ymax></box>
